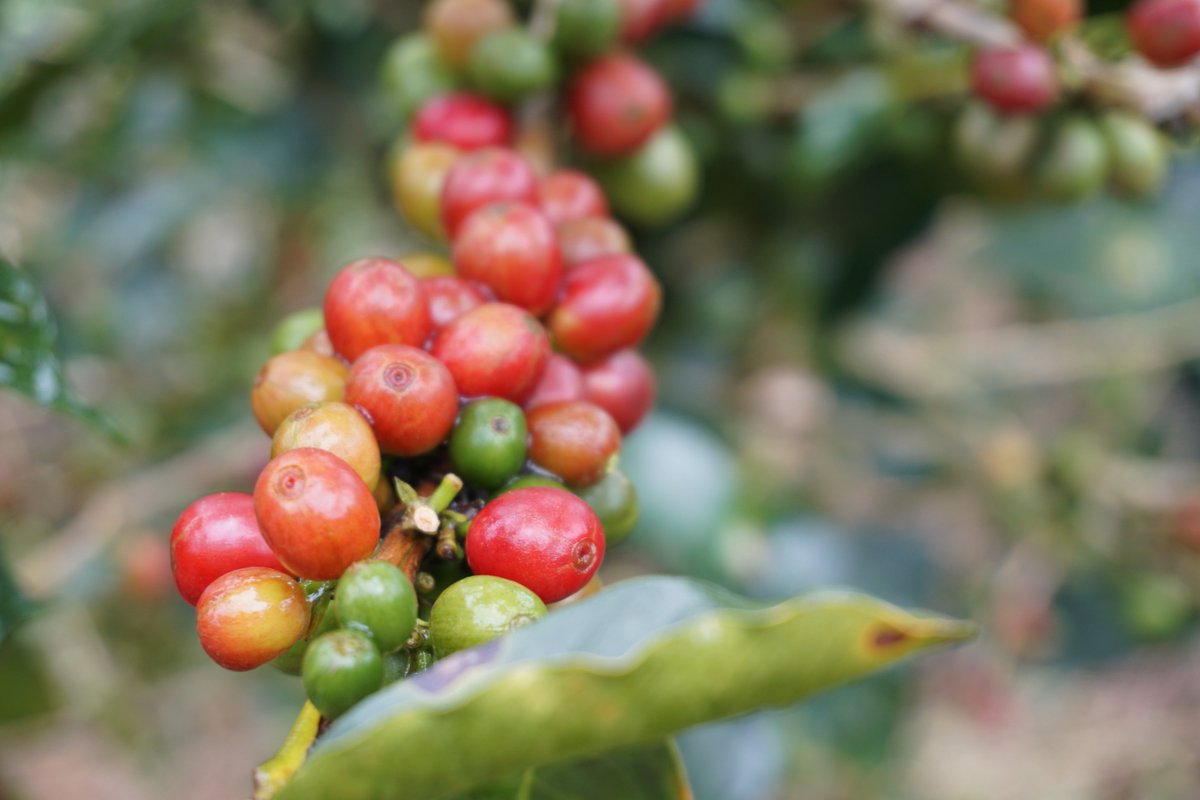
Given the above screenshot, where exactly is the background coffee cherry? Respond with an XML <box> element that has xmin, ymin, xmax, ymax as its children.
<box><xmin>527</xmin><ymin>400</ymin><xmax>622</xmax><ymax>487</ymax></box>
<box><xmin>323</xmin><ymin>258</ymin><xmax>431</xmax><ymax>362</ymax></box>
<box><xmin>429</xmin><ymin>575</ymin><xmax>547</xmax><ymax>656</ymax></box>
<box><xmin>272</xmin><ymin>308</ymin><xmax>325</xmax><ymax>355</ymax></box>
<box><xmin>423</xmin><ymin>275</ymin><xmax>489</xmax><ymax>328</ymax></box>
<box><xmin>402</xmin><ymin>251</ymin><xmax>456</xmax><ymax>278</ymax></box>
<box><xmin>1128</xmin><ymin>0</ymin><xmax>1200</xmax><ymax>68</ymax></box>
<box><xmin>568</xmin><ymin>53</ymin><xmax>672</xmax><ymax>156</ymax></box>
<box><xmin>500</xmin><ymin>475</ymin><xmax>567</xmax><ymax>494</ymax></box>
<box><xmin>548</xmin><ymin>254</ymin><xmax>661</xmax><ymax>364</ymax></box>
<box><xmin>344</xmin><ymin>344</ymin><xmax>459</xmax><ymax>456</ymax></box>
<box><xmin>538</xmin><ymin>169</ymin><xmax>610</xmax><ymax>226</ymax></box>
<box><xmin>196</xmin><ymin>567</ymin><xmax>311</xmax><ymax>671</ymax></box>
<box><xmin>970</xmin><ymin>45</ymin><xmax>1060</xmax><ymax>114</ymax></box>
<box><xmin>581</xmin><ymin>349</ymin><xmax>656</xmax><ymax>433</ymax></box>
<box><xmin>251</xmin><ymin>350</ymin><xmax>348</xmax><ymax>436</ymax></box>
<box><xmin>449</xmin><ymin>398</ymin><xmax>528</xmax><ymax>489</ymax></box>
<box><xmin>524</xmin><ymin>353</ymin><xmax>586</xmax><ymax>410</ymax></box>
<box><xmin>452</xmin><ymin>202</ymin><xmax>563</xmax><ymax>315</ymax></box>
<box><xmin>1100</xmin><ymin>112</ymin><xmax>1169</xmax><ymax>197</ymax></box>
<box><xmin>574</xmin><ymin>469</ymin><xmax>639</xmax><ymax>545</ymax></box>
<box><xmin>1035</xmin><ymin>116</ymin><xmax>1108</xmax><ymax>202</ymax></box>
<box><xmin>424</xmin><ymin>0</ymin><xmax>515</xmax><ymax>69</ymax></box>
<box><xmin>413</xmin><ymin>92</ymin><xmax>513</xmax><ymax>151</ymax></box>
<box><xmin>272</xmin><ymin>402</ymin><xmax>382</xmax><ymax>491</ymax></box>
<box><xmin>553</xmin><ymin>0</ymin><xmax>621</xmax><ymax>61</ymax></box>
<box><xmin>335</xmin><ymin>561</ymin><xmax>419</xmax><ymax>654</ymax></box>
<box><xmin>467</xmin><ymin>28</ymin><xmax>558</xmax><ymax>103</ymax></box>
<box><xmin>381</xmin><ymin>34</ymin><xmax>457</xmax><ymax>121</ymax></box>
<box><xmin>302</xmin><ymin>629</ymin><xmax>384</xmax><ymax>719</ymax></box>
<box><xmin>1010</xmin><ymin>0</ymin><xmax>1081</xmax><ymax>42</ymax></box>
<box><xmin>619</xmin><ymin>0</ymin><xmax>671</xmax><ymax>43</ymax></box>
<box><xmin>440</xmin><ymin>147</ymin><xmax>540</xmax><ymax>236</ymax></box>
<box><xmin>594</xmin><ymin>125</ymin><xmax>698</xmax><ymax>226</ymax></box>
<box><xmin>431</xmin><ymin>303</ymin><xmax>550</xmax><ymax>402</ymax></box>
<box><xmin>390</xmin><ymin>142</ymin><xmax>460</xmax><ymax>242</ymax></box>
<box><xmin>556</xmin><ymin>217</ymin><xmax>633</xmax><ymax>267</ymax></box>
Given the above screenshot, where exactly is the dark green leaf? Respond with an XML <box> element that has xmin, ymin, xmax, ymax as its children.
<box><xmin>0</xmin><ymin>541</ymin><xmax>32</xmax><ymax>645</ymax></box>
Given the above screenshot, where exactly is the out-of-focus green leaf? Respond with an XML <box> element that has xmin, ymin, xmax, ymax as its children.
<box><xmin>789</xmin><ymin>69</ymin><xmax>891</xmax><ymax>185</ymax></box>
<box><xmin>277</xmin><ymin>576</ymin><xmax>973</xmax><ymax>800</ymax></box>
<box><xmin>0</xmin><ymin>542</ymin><xmax>31</xmax><ymax>645</ymax></box>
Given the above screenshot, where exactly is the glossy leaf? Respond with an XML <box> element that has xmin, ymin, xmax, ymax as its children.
<box><xmin>277</xmin><ymin>576</ymin><xmax>973</xmax><ymax>800</ymax></box>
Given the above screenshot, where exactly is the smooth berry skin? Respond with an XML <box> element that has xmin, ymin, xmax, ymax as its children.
<box><xmin>574</xmin><ymin>468</ymin><xmax>639</xmax><ymax>545</ymax></box>
<box><xmin>413</xmin><ymin>92</ymin><xmax>513</xmax><ymax>151</ymax></box>
<box><xmin>390</xmin><ymin>142</ymin><xmax>460</xmax><ymax>243</ymax></box>
<box><xmin>251</xmin><ymin>351</ymin><xmax>348</xmax><ymax>436</ymax></box>
<box><xmin>335</xmin><ymin>561</ymin><xmax>419</xmax><ymax>654</ymax></box>
<box><xmin>466</xmin><ymin>487</ymin><xmax>606</xmax><ymax>603</ymax></box>
<box><xmin>1129</xmin><ymin>0</ymin><xmax>1200</xmax><ymax>68</ymax></box>
<box><xmin>527</xmin><ymin>400</ymin><xmax>622</xmax><ymax>487</ymax></box>
<box><xmin>272</xmin><ymin>401</ymin><xmax>382</xmax><ymax>490</ymax></box>
<box><xmin>302</xmin><ymin>629</ymin><xmax>383</xmax><ymax>719</ymax></box>
<box><xmin>196</xmin><ymin>567</ymin><xmax>310</xmax><ymax>671</ymax></box>
<box><xmin>568</xmin><ymin>54</ymin><xmax>672</xmax><ymax>156</ymax></box>
<box><xmin>556</xmin><ymin>217</ymin><xmax>632</xmax><ymax>268</ymax></box>
<box><xmin>424</xmin><ymin>275</ymin><xmax>489</xmax><ymax>329</ymax></box>
<box><xmin>171</xmin><ymin>493</ymin><xmax>290</xmax><ymax>606</ymax></box>
<box><xmin>581</xmin><ymin>349</ymin><xmax>656</xmax><ymax>433</ymax></box>
<box><xmin>432</xmin><ymin>303</ymin><xmax>551</xmax><ymax>402</ymax></box>
<box><xmin>441</xmin><ymin>147</ymin><xmax>539</xmax><ymax>238</ymax></box>
<box><xmin>429</xmin><ymin>575</ymin><xmax>547</xmax><ymax>656</ymax></box>
<box><xmin>452</xmin><ymin>202</ymin><xmax>563</xmax><ymax>315</ymax></box>
<box><xmin>345</xmin><ymin>345</ymin><xmax>459</xmax><ymax>456</ymax></box>
<box><xmin>970</xmin><ymin>46</ymin><xmax>1059</xmax><ymax>114</ymax></box>
<box><xmin>538</xmin><ymin>170</ymin><xmax>610</xmax><ymax>226</ymax></box>
<box><xmin>449</xmin><ymin>398</ymin><xmax>528</xmax><ymax>489</ymax></box>
<box><xmin>524</xmin><ymin>353</ymin><xmax>586</xmax><ymax>410</ymax></box>
<box><xmin>548</xmin><ymin>254</ymin><xmax>661</xmax><ymax>364</ymax></box>
<box><xmin>1010</xmin><ymin>0</ymin><xmax>1081</xmax><ymax>42</ymax></box>
<box><xmin>323</xmin><ymin>258</ymin><xmax>432</xmax><ymax>362</ymax></box>
<box><xmin>254</xmin><ymin>448</ymin><xmax>381</xmax><ymax>580</ymax></box>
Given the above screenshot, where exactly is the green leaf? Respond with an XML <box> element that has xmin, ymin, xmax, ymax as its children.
<box><xmin>0</xmin><ymin>540</ymin><xmax>32</xmax><ymax>645</ymax></box>
<box><xmin>278</xmin><ymin>576</ymin><xmax>973</xmax><ymax>800</ymax></box>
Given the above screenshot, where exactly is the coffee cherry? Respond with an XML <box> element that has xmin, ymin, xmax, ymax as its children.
<box><xmin>272</xmin><ymin>581</ymin><xmax>338</xmax><ymax>675</ymax></box>
<box><xmin>452</xmin><ymin>202</ymin><xmax>563</xmax><ymax>315</ymax></box>
<box><xmin>663</xmin><ymin>0</ymin><xmax>700</xmax><ymax>22</ymax></box>
<box><xmin>424</xmin><ymin>275</ymin><xmax>489</xmax><ymax>328</ymax></box>
<box><xmin>1128</xmin><ymin>0</ymin><xmax>1200</xmax><ymax>68</ymax></box>
<box><xmin>302</xmin><ymin>629</ymin><xmax>383</xmax><ymax>719</ymax></box>
<box><xmin>524</xmin><ymin>353</ymin><xmax>586</xmax><ymax>410</ymax></box>
<box><xmin>594</xmin><ymin>125</ymin><xmax>698</xmax><ymax>226</ymax></box>
<box><xmin>272</xmin><ymin>402</ymin><xmax>382</xmax><ymax>490</ymax></box>
<box><xmin>323</xmin><ymin>258</ymin><xmax>431</xmax><ymax>362</ymax></box>
<box><xmin>556</xmin><ymin>217</ymin><xmax>633</xmax><ymax>267</ymax></box>
<box><xmin>553</xmin><ymin>0</ymin><xmax>621</xmax><ymax>61</ymax></box>
<box><xmin>568</xmin><ymin>53</ymin><xmax>672</xmax><ymax>156</ymax></box>
<box><xmin>390</xmin><ymin>142</ymin><xmax>461</xmax><ymax>242</ymax></box>
<box><xmin>527</xmin><ymin>401</ymin><xmax>621</xmax><ymax>487</ymax></box>
<box><xmin>380</xmin><ymin>34</ymin><xmax>458</xmax><ymax>121</ymax></box>
<box><xmin>425</xmin><ymin>0</ymin><xmax>515</xmax><ymax>69</ymax></box>
<box><xmin>299</xmin><ymin>329</ymin><xmax>335</xmax><ymax>357</ymax></box>
<box><xmin>431</xmin><ymin>303</ymin><xmax>551</xmax><ymax>402</ymax></box>
<box><xmin>344</xmin><ymin>345</ymin><xmax>459</xmax><ymax>456</ymax></box>
<box><xmin>467</xmin><ymin>487</ymin><xmax>605</xmax><ymax>603</ymax></box>
<box><xmin>1010</xmin><ymin>0</ymin><xmax>1081</xmax><ymax>42</ymax></box>
<box><xmin>581</xmin><ymin>349</ymin><xmax>656</xmax><ymax>433</ymax></box>
<box><xmin>539</xmin><ymin>170</ymin><xmax>609</xmax><ymax>226</ymax></box>
<box><xmin>499</xmin><ymin>474</ymin><xmax>567</xmax><ymax>494</ymax></box>
<box><xmin>272</xmin><ymin>308</ymin><xmax>325</xmax><ymax>355</ymax></box>
<box><xmin>402</xmin><ymin>251</ymin><xmax>456</xmax><ymax>278</ymax></box>
<box><xmin>440</xmin><ymin>147</ymin><xmax>539</xmax><ymax>237</ymax></box>
<box><xmin>254</xmin><ymin>448</ymin><xmax>381</xmax><ymax>580</ymax></box>
<box><xmin>429</xmin><ymin>575</ymin><xmax>547</xmax><ymax>656</ymax></box>
<box><xmin>171</xmin><ymin>493</ymin><xmax>289</xmax><ymax>606</ymax></box>
<box><xmin>619</xmin><ymin>0</ymin><xmax>671</xmax><ymax>43</ymax></box>
<box><xmin>970</xmin><ymin>45</ymin><xmax>1059</xmax><ymax>114</ymax></box>
<box><xmin>335</xmin><ymin>561</ymin><xmax>419</xmax><ymax>654</ymax></box>
<box><xmin>413</xmin><ymin>93</ymin><xmax>513</xmax><ymax>151</ymax></box>
<box><xmin>251</xmin><ymin>351</ymin><xmax>349</xmax><ymax>436</ymax></box>
<box><xmin>1100</xmin><ymin>112</ymin><xmax>1169</xmax><ymax>197</ymax></box>
<box><xmin>449</xmin><ymin>398</ymin><xmax>528</xmax><ymax>489</ymax></box>
<box><xmin>1035</xmin><ymin>117</ymin><xmax>1108</xmax><ymax>202</ymax></box>
<box><xmin>574</xmin><ymin>468</ymin><xmax>638</xmax><ymax>545</ymax></box>
<box><xmin>548</xmin><ymin>254</ymin><xmax>661</xmax><ymax>364</ymax></box>
<box><xmin>196</xmin><ymin>567</ymin><xmax>310</xmax><ymax>671</ymax></box>
<box><xmin>467</xmin><ymin>29</ymin><xmax>558</xmax><ymax>103</ymax></box>
<box><xmin>953</xmin><ymin>102</ymin><xmax>1040</xmax><ymax>196</ymax></box>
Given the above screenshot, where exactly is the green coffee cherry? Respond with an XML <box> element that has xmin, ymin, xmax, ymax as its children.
<box><xmin>429</xmin><ymin>575</ymin><xmax>547</xmax><ymax>657</ymax></box>
<box><xmin>302</xmin><ymin>629</ymin><xmax>383</xmax><ymax>719</ymax></box>
<box><xmin>467</xmin><ymin>29</ymin><xmax>557</xmax><ymax>103</ymax></box>
<box><xmin>954</xmin><ymin>102</ymin><xmax>1038</xmax><ymax>198</ymax></box>
<box><xmin>498</xmin><ymin>474</ymin><xmax>565</xmax><ymax>494</ymax></box>
<box><xmin>553</xmin><ymin>0</ymin><xmax>621</xmax><ymax>61</ymax></box>
<box><xmin>1100</xmin><ymin>112</ymin><xmax>1168</xmax><ymax>198</ymax></box>
<box><xmin>271</xmin><ymin>308</ymin><xmax>325</xmax><ymax>355</ymax></box>
<box><xmin>335</xmin><ymin>561</ymin><xmax>419</xmax><ymax>654</ymax></box>
<box><xmin>1036</xmin><ymin>117</ymin><xmax>1108</xmax><ymax>203</ymax></box>
<box><xmin>450</xmin><ymin>399</ymin><xmax>529</xmax><ymax>489</ymax></box>
<box><xmin>381</xmin><ymin>34</ymin><xmax>458</xmax><ymax>121</ymax></box>
<box><xmin>596</xmin><ymin>126</ymin><xmax>699</xmax><ymax>227</ymax></box>
<box><xmin>574</xmin><ymin>468</ymin><xmax>638</xmax><ymax>545</ymax></box>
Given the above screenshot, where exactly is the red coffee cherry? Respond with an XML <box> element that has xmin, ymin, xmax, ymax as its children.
<box><xmin>196</xmin><ymin>567</ymin><xmax>311</xmax><ymax>671</ymax></box>
<box><xmin>538</xmin><ymin>170</ymin><xmax>609</xmax><ymax>226</ymax></box>
<box><xmin>1010</xmin><ymin>0</ymin><xmax>1081</xmax><ymax>42</ymax></box>
<box><xmin>1128</xmin><ymin>0</ymin><xmax>1200</xmax><ymax>68</ymax></box>
<box><xmin>663</xmin><ymin>0</ymin><xmax>700</xmax><ymax>23</ymax></box>
<box><xmin>568</xmin><ymin>54</ymin><xmax>672</xmax><ymax>156</ymax></box>
<box><xmin>171</xmin><ymin>493</ymin><xmax>289</xmax><ymax>606</ymax></box>
<box><xmin>524</xmin><ymin>353</ymin><xmax>586</xmax><ymax>410</ymax></box>
<box><xmin>466</xmin><ymin>487</ymin><xmax>606</xmax><ymax>603</ymax></box>
<box><xmin>452</xmin><ymin>202</ymin><xmax>563</xmax><ymax>315</ymax></box>
<box><xmin>413</xmin><ymin>92</ymin><xmax>513</xmax><ymax>151</ymax></box>
<box><xmin>547</xmin><ymin>253</ymin><xmax>661</xmax><ymax>364</ymax></box>
<box><xmin>581</xmin><ymin>349</ymin><xmax>656</xmax><ymax>433</ymax></box>
<box><xmin>345</xmin><ymin>344</ymin><xmax>459</xmax><ymax>456</ymax></box>
<box><xmin>557</xmin><ymin>217</ymin><xmax>633</xmax><ymax>267</ymax></box>
<box><xmin>424</xmin><ymin>275</ymin><xmax>489</xmax><ymax>328</ymax></box>
<box><xmin>441</xmin><ymin>147</ymin><xmax>539</xmax><ymax>237</ymax></box>
<box><xmin>970</xmin><ymin>45</ymin><xmax>1060</xmax><ymax>114</ymax></box>
<box><xmin>527</xmin><ymin>400</ymin><xmax>621</xmax><ymax>486</ymax></box>
<box><xmin>251</xmin><ymin>350</ymin><xmax>349</xmax><ymax>436</ymax></box>
<box><xmin>619</xmin><ymin>0</ymin><xmax>670</xmax><ymax>42</ymax></box>
<box><xmin>323</xmin><ymin>258</ymin><xmax>431</xmax><ymax>362</ymax></box>
<box><xmin>431</xmin><ymin>303</ymin><xmax>550</xmax><ymax>402</ymax></box>
<box><xmin>254</xmin><ymin>448</ymin><xmax>381</xmax><ymax>580</ymax></box>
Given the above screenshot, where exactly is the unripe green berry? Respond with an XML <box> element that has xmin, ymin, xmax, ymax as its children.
<box><xmin>449</xmin><ymin>398</ymin><xmax>528</xmax><ymax>489</ymax></box>
<box><xmin>335</xmin><ymin>561</ymin><xmax>419</xmax><ymax>654</ymax></box>
<box><xmin>302</xmin><ymin>629</ymin><xmax>383</xmax><ymax>719</ymax></box>
<box><xmin>467</xmin><ymin>29</ymin><xmax>557</xmax><ymax>103</ymax></box>
<box><xmin>574</xmin><ymin>468</ymin><xmax>638</xmax><ymax>545</ymax></box>
<box><xmin>429</xmin><ymin>575</ymin><xmax>547</xmax><ymax>657</ymax></box>
<box><xmin>271</xmin><ymin>308</ymin><xmax>325</xmax><ymax>355</ymax></box>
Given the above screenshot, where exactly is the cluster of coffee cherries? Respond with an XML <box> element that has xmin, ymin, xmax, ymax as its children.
<box><xmin>169</xmin><ymin>0</ymin><xmax>695</xmax><ymax>723</ymax></box>
<box><xmin>953</xmin><ymin>0</ymin><xmax>1193</xmax><ymax>202</ymax></box>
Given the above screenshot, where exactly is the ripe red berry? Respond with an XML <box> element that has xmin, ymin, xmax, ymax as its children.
<box><xmin>524</xmin><ymin>353</ymin><xmax>586</xmax><ymax>410</ymax></box>
<box><xmin>171</xmin><ymin>493</ymin><xmax>290</xmax><ymax>606</ymax></box>
<box><xmin>1010</xmin><ymin>0</ymin><xmax>1081</xmax><ymax>42</ymax></box>
<box><xmin>323</xmin><ymin>258</ymin><xmax>432</xmax><ymax>362</ymax></box>
<box><xmin>547</xmin><ymin>253</ymin><xmax>661</xmax><ymax>364</ymax></box>
<box><xmin>527</xmin><ymin>400</ymin><xmax>621</xmax><ymax>486</ymax></box>
<box><xmin>663</xmin><ymin>0</ymin><xmax>700</xmax><ymax>22</ymax></box>
<box><xmin>970</xmin><ymin>45</ymin><xmax>1060</xmax><ymax>114</ymax></box>
<box><xmin>538</xmin><ymin>170</ymin><xmax>609</xmax><ymax>226</ymax></box>
<box><xmin>581</xmin><ymin>349</ymin><xmax>656</xmax><ymax>433</ymax></box>
<box><xmin>568</xmin><ymin>54</ymin><xmax>672</xmax><ymax>156</ymax></box>
<box><xmin>413</xmin><ymin>92</ymin><xmax>513</xmax><ymax>151</ymax></box>
<box><xmin>196</xmin><ymin>567</ymin><xmax>311</xmax><ymax>671</ymax></box>
<box><xmin>344</xmin><ymin>344</ymin><xmax>459</xmax><ymax>455</ymax></box>
<box><xmin>432</xmin><ymin>303</ymin><xmax>551</xmax><ymax>402</ymax></box>
<box><xmin>254</xmin><ymin>448</ymin><xmax>381</xmax><ymax>580</ymax></box>
<box><xmin>251</xmin><ymin>351</ymin><xmax>349</xmax><ymax>436</ymax></box>
<box><xmin>556</xmin><ymin>217</ymin><xmax>633</xmax><ymax>267</ymax></box>
<box><xmin>424</xmin><ymin>275</ymin><xmax>489</xmax><ymax>328</ymax></box>
<box><xmin>441</xmin><ymin>147</ymin><xmax>539</xmax><ymax>237</ymax></box>
<box><xmin>466</xmin><ymin>487</ymin><xmax>606</xmax><ymax>603</ymax></box>
<box><xmin>1128</xmin><ymin>0</ymin><xmax>1200</xmax><ymax>68</ymax></box>
<box><xmin>452</xmin><ymin>202</ymin><xmax>563</xmax><ymax>315</ymax></box>
<box><xmin>619</xmin><ymin>0</ymin><xmax>670</xmax><ymax>42</ymax></box>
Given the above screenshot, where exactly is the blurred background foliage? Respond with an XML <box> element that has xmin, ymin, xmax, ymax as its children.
<box><xmin>4</xmin><ymin>0</ymin><xmax>1200</xmax><ymax>797</ymax></box>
